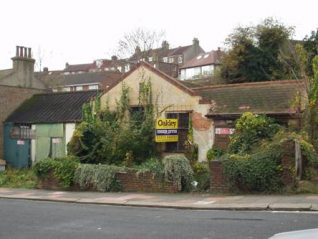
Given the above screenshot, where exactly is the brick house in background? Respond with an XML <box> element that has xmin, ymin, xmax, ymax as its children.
<box><xmin>35</xmin><ymin>70</ymin><xmax>122</xmax><ymax>92</ymax></box>
<box><xmin>0</xmin><ymin>46</ymin><xmax>46</xmax><ymax>159</ymax></box>
<box><xmin>129</xmin><ymin>38</ymin><xmax>205</xmax><ymax>78</ymax></box>
<box><xmin>179</xmin><ymin>49</ymin><xmax>223</xmax><ymax>80</ymax></box>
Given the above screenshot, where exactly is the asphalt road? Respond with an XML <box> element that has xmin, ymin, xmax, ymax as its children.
<box><xmin>0</xmin><ymin>199</ymin><xmax>317</xmax><ymax>239</ymax></box>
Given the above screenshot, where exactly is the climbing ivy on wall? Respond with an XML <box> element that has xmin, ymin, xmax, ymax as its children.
<box><xmin>68</xmin><ymin>79</ymin><xmax>157</xmax><ymax>165</ymax></box>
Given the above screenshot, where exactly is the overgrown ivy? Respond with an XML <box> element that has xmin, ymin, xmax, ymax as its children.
<box><xmin>68</xmin><ymin>78</ymin><xmax>157</xmax><ymax>165</ymax></box>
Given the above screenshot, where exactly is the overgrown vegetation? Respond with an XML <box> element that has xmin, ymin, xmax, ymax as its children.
<box><xmin>192</xmin><ymin>162</ymin><xmax>210</xmax><ymax>191</ymax></box>
<box><xmin>220</xmin><ymin>113</ymin><xmax>318</xmax><ymax>192</ymax></box>
<box><xmin>68</xmin><ymin>79</ymin><xmax>156</xmax><ymax>165</ymax></box>
<box><xmin>0</xmin><ymin>168</ymin><xmax>37</xmax><ymax>189</ymax></box>
<box><xmin>73</xmin><ymin>164</ymin><xmax>124</xmax><ymax>192</ymax></box>
<box><xmin>163</xmin><ymin>155</ymin><xmax>194</xmax><ymax>191</ymax></box>
<box><xmin>33</xmin><ymin>156</ymin><xmax>79</xmax><ymax>188</ymax></box>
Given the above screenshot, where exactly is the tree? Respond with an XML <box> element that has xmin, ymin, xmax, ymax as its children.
<box><xmin>115</xmin><ymin>27</ymin><xmax>165</xmax><ymax>60</ymax></box>
<box><xmin>221</xmin><ymin>18</ymin><xmax>295</xmax><ymax>83</ymax></box>
<box><xmin>303</xmin><ymin>29</ymin><xmax>318</xmax><ymax>77</ymax></box>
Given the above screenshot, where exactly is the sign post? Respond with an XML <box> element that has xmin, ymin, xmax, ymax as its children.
<box><xmin>155</xmin><ymin>118</ymin><xmax>178</xmax><ymax>142</ymax></box>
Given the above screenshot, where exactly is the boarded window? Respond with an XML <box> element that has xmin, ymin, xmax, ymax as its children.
<box><xmin>165</xmin><ymin>112</ymin><xmax>189</xmax><ymax>152</ymax></box>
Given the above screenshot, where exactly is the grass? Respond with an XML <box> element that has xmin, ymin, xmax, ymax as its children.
<box><xmin>0</xmin><ymin>168</ymin><xmax>37</xmax><ymax>189</ymax></box>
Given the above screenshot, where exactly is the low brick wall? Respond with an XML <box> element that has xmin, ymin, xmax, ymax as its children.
<box><xmin>37</xmin><ymin>170</ymin><xmax>179</xmax><ymax>193</ymax></box>
<box><xmin>116</xmin><ymin>171</ymin><xmax>179</xmax><ymax>193</ymax></box>
<box><xmin>209</xmin><ymin>141</ymin><xmax>296</xmax><ymax>192</ymax></box>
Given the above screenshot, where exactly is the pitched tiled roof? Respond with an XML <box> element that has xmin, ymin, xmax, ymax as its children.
<box><xmin>180</xmin><ymin>50</ymin><xmax>223</xmax><ymax>69</ymax></box>
<box><xmin>65</xmin><ymin>63</ymin><xmax>95</xmax><ymax>72</ymax></box>
<box><xmin>103</xmin><ymin>61</ymin><xmax>196</xmax><ymax>96</ymax></box>
<box><xmin>5</xmin><ymin>90</ymin><xmax>98</xmax><ymax>123</ymax></box>
<box><xmin>168</xmin><ymin>45</ymin><xmax>192</xmax><ymax>56</ymax></box>
<box><xmin>36</xmin><ymin>71</ymin><xmax>122</xmax><ymax>89</ymax></box>
<box><xmin>193</xmin><ymin>80</ymin><xmax>306</xmax><ymax>116</ymax></box>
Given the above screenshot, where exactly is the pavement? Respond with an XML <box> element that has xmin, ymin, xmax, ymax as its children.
<box><xmin>0</xmin><ymin>187</ymin><xmax>318</xmax><ymax>211</ymax></box>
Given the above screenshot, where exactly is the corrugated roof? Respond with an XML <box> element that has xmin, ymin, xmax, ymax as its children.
<box><xmin>193</xmin><ymin>80</ymin><xmax>306</xmax><ymax>115</ymax></box>
<box><xmin>6</xmin><ymin>90</ymin><xmax>98</xmax><ymax>124</ymax></box>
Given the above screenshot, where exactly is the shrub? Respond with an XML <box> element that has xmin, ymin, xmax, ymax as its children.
<box><xmin>223</xmin><ymin>146</ymin><xmax>283</xmax><ymax>192</ymax></box>
<box><xmin>134</xmin><ymin>158</ymin><xmax>164</xmax><ymax>178</ymax></box>
<box><xmin>34</xmin><ymin>156</ymin><xmax>79</xmax><ymax>188</ymax></box>
<box><xmin>229</xmin><ymin>112</ymin><xmax>280</xmax><ymax>154</ymax></box>
<box><xmin>73</xmin><ymin>164</ymin><xmax>124</xmax><ymax>192</ymax></box>
<box><xmin>207</xmin><ymin>147</ymin><xmax>224</xmax><ymax>161</ymax></box>
<box><xmin>162</xmin><ymin>155</ymin><xmax>194</xmax><ymax>191</ymax></box>
<box><xmin>192</xmin><ymin>162</ymin><xmax>210</xmax><ymax>192</ymax></box>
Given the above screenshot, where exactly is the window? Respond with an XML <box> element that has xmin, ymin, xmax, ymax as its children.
<box><xmin>163</xmin><ymin>57</ymin><xmax>168</xmax><ymax>63</ymax></box>
<box><xmin>76</xmin><ymin>86</ymin><xmax>83</xmax><ymax>91</ymax></box>
<box><xmin>178</xmin><ymin>56</ymin><xmax>183</xmax><ymax>64</ymax></box>
<box><xmin>88</xmin><ymin>85</ymin><xmax>99</xmax><ymax>90</ymax></box>
<box><xmin>168</xmin><ymin>57</ymin><xmax>174</xmax><ymax>63</ymax></box>
<box><xmin>10</xmin><ymin>124</ymin><xmax>35</xmax><ymax>139</ymax></box>
<box><xmin>148</xmin><ymin>57</ymin><xmax>153</xmax><ymax>62</ymax></box>
<box><xmin>125</xmin><ymin>64</ymin><xmax>130</xmax><ymax>72</ymax></box>
<box><xmin>165</xmin><ymin>112</ymin><xmax>190</xmax><ymax>152</ymax></box>
<box><xmin>129</xmin><ymin>106</ymin><xmax>144</xmax><ymax>123</ymax></box>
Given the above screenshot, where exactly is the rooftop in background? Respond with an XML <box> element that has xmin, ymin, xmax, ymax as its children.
<box><xmin>5</xmin><ymin>90</ymin><xmax>98</xmax><ymax>124</ymax></box>
<box><xmin>193</xmin><ymin>80</ymin><xmax>306</xmax><ymax>116</ymax></box>
<box><xmin>180</xmin><ymin>49</ymin><xmax>223</xmax><ymax>69</ymax></box>
<box><xmin>35</xmin><ymin>70</ymin><xmax>122</xmax><ymax>90</ymax></box>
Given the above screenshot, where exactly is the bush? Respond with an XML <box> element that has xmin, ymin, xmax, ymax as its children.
<box><xmin>162</xmin><ymin>155</ymin><xmax>194</xmax><ymax>191</ymax></box>
<box><xmin>134</xmin><ymin>158</ymin><xmax>164</xmax><ymax>177</ymax></box>
<box><xmin>207</xmin><ymin>147</ymin><xmax>224</xmax><ymax>161</ymax></box>
<box><xmin>229</xmin><ymin>112</ymin><xmax>280</xmax><ymax>154</ymax></box>
<box><xmin>34</xmin><ymin>156</ymin><xmax>79</xmax><ymax>188</ymax></box>
<box><xmin>192</xmin><ymin>162</ymin><xmax>210</xmax><ymax>192</ymax></box>
<box><xmin>73</xmin><ymin>164</ymin><xmax>124</xmax><ymax>192</ymax></box>
<box><xmin>223</xmin><ymin>148</ymin><xmax>283</xmax><ymax>192</ymax></box>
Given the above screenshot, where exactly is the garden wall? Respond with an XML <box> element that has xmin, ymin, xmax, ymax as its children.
<box><xmin>210</xmin><ymin>141</ymin><xmax>296</xmax><ymax>192</ymax></box>
<box><xmin>116</xmin><ymin>171</ymin><xmax>179</xmax><ymax>193</ymax></box>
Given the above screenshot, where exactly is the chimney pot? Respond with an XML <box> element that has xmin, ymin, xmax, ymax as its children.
<box><xmin>24</xmin><ymin>47</ymin><xmax>27</xmax><ymax>58</ymax></box>
<box><xmin>19</xmin><ymin>47</ymin><xmax>23</xmax><ymax>57</ymax></box>
<box><xmin>193</xmin><ymin>38</ymin><xmax>199</xmax><ymax>46</ymax></box>
<box><xmin>16</xmin><ymin>46</ymin><xmax>19</xmax><ymax>57</ymax></box>
<box><xmin>28</xmin><ymin>48</ymin><xmax>32</xmax><ymax>58</ymax></box>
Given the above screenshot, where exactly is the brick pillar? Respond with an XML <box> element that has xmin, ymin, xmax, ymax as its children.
<box><xmin>281</xmin><ymin>141</ymin><xmax>296</xmax><ymax>187</ymax></box>
<box><xmin>210</xmin><ymin>160</ymin><xmax>229</xmax><ymax>192</ymax></box>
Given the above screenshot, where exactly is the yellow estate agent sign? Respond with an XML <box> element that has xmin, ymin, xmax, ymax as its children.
<box><xmin>155</xmin><ymin>118</ymin><xmax>178</xmax><ymax>142</ymax></box>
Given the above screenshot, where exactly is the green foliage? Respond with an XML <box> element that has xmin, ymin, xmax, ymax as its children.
<box><xmin>207</xmin><ymin>146</ymin><xmax>224</xmax><ymax>161</ymax></box>
<box><xmin>68</xmin><ymin>80</ymin><xmax>156</xmax><ymax>165</ymax></box>
<box><xmin>134</xmin><ymin>158</ymin><xmax>164</xmax><ymax>177</ymax></box>
<box><xmin>34</xmin><ymin>156</ymin><xmax>79</xmax><ymax>188</ymax></box>
<box><xmin>221</xmin><ymin>18</ymin><xmax>296</xmax><ymax>83</ymax></box>
<box><xmin>73</xmin><ymin>164</ymin><xmax>124</xmax><ymax>192</ymax></box>
<box><xmin>303</xmin><ymin>29</ymin><xmax>318</xmax><ymax>77</ymax></box>
<box><xmin>229</xmin><ymin>112</ymin><xmax>280</xmax><ymax>154</ymax></box>
<box><xmin>223</xmin><ymin>149</ymin><xmax>283</xmax><ymax>192</ymax></box>
<box><xmin>162</xmin><ymin>155</ymin><xmax>194</xmax><ymax>191</ymax></box>
<box><xmin>192</xmin><ymin>162</ymin><xmax>210</xmax><ymax>192</ymax></box>
<box><xmin>0</xmin><ymin>168</ymin><xmax>37</xmax><ymax>189</ymax></box>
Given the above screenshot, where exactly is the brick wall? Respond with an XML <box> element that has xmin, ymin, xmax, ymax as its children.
<box><xmin>209</xmin><ymin>160</ymin><xmax>229</xmax><ymax>192</ymax></box>
<box><xmin>0</xmin><ymin>85</ymin><xmax>44</xmax><ymax>158</ymax></box>
<box><xmin>116</xmin><ymin>171</ymin><xmax>179</xmax><ymax>193</ymax></box>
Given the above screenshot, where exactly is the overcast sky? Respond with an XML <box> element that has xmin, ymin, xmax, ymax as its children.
<box><xmin>1</xmin><ymin>0</ymin><xmax>317</xmax><ymax>71</ymax></box>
